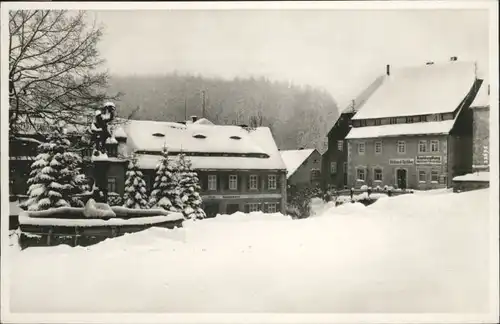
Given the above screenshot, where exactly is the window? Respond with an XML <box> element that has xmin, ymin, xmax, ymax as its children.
<box><xmin>208</xmin><ymin>175</ymin><xmax>217</xmax><ymax>191</ymax></box>
<box><xmin>431</xmin><ymin>171</ymin><xmax>439</xmax><ymax>183</ymax></box>
<box><xmin>229</xmin><ymin>175</ymin><xmax>238</xmax><ymax>190</ymax></box>
<box><xmin>337</xmin><ymin>140</ymin><xmax>343</xmax><ymax>151</ymax></box>
<box><xmin>397</xmin><ymin>141</ymin><xmax>406</xmax><ymax>154</ymax></box>
<box><xmin>268</xmin><ymin>175</ymin><xmax>277</xmax><ymax>190</ymax></box>
<box><xmin>107</xmin><ymin>177</ymin><xmax>117</xmax><ymax>193</ymax></box>
<box><xmin>267</xmin><ymin>203</ymin><xmax>277</xmax><ymax>213</ymax></box>
<box><xmin>375</xmin><ymin>119</ymin><xmax>382</xmax><ymax>126</ymax></box>
<box><xmin>430</xmin><ymin>140</ymin><xmax>439</xmax><ymax>152</ymax></box>
<box><xmin>367</xmin><ymin>119</ymin><xmax>375</xmax><ymax>126</ymax></box>
<box><xmin>248</xmin><ymin>203</ymin><xmax>260</xmax><ymax>212</ymax></box>
<box><xmin>413</xmin><ymin>116</ymin><xmax>422</xmax><ymax>123</ymax></box>
<box><xmin>397</xmin><ymin>117</ymin><xmax>406</xmax><ymax>123</ymax></box>
<box><xmin>418</xmin><ymin>140</ymin><xmax>427</xmax><ymax>153</ymax></box>
<box><xmin>418</xmin><ymin>170</ymin><xmax>427</xmax><ymax>183</ymax></box>
<box><xmin>330</xmin><ymin>161</ymin><xmax>337</xmax><ymax>174</ymax></box>
<box><xmin>358</xmin><ymin>142</ymin><xmax>365</xmax><ymax>154</ymax></box>
<box><xmin>374</xmin><ymin>168</ymin><xmax>383</xmax><ymax>181</ymax></box>
<box><xmin>375</xmin><ymin>141</ymin><xmax>383</xmax><ymax>154</ymax></box>
<box><xmin>249</xmin><ymin>175</ymin><xmax>258</xmax><ymax>190</ymax></box>
<box><xmin>356</xmin><ymin>168</ymin><xmax>366</xmax><ymax>181</ymax></box>
<box><xmin>311</xmin><ymin>169</ymin><xmax>321</xmax><ymax>180</ymax></box>
<box><xmin>406</xmin><ymin>117</ymin><xmax>414</xmax><ymax>123</ymax></box>
<box><xmin>389</xmin><ymin>117</ymin><xmax>397</xmax><ymax>124</ymax></box>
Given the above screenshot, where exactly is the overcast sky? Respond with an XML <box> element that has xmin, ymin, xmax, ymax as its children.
<box><xmin>91</xmin><ymin>9</ymin><xmax>489</xmax><ymax>109</ymax></box>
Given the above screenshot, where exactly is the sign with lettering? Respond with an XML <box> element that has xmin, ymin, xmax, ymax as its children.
<box><xmin>389</xmin><ymin>158</ymin><xmax>414</xmax><ymax>165</ymax></box>
<box><xmin>202</xmin><ymin>193</ymin><xmax>282</xmax><ymax>200</ymax></box>
<box><xmin>416</xmin><ymin>155</ymin><xmax>442</xmax><ymax>165</ymax></box>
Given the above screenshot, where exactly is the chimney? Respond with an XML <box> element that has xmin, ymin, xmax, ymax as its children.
<box><xmin>426</xmin><ymin>61</ymin><xmax>434</xmax><ymax>65</ymax></box>
<box><xmin>386</xmin><ymin>64</ymin><xmax>390</xmax><ymax>76</ymax></box>
<box><xmin>450</xmin><ymin>56</ymin><xmax>458</xmax><ymax>61</ymax></box>
<box><xmin>190</xmin><ymin>115</ymin><xmax>198</xmax><ymax>122</ymax></box>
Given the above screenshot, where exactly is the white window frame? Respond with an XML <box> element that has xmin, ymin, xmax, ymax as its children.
<box><xmin>248</xmin><ymin>203</ymin><xmax>260</xmax><ymax>212</ymax></box>
<box><xmin>330</xmin><ymin>161</ymin><xmax>337</xmax><ymax>174</ymax></box>
<box><xmin>374</xmin><ymin>141</ymin><xmax>383</xmax><ymax>154</ymax></box>
<box><xmin>431</xmin><ymin>170</ymin><xmax>439</xmax><ymax>183</ymax></box>
<box><xmin>397</xmin><ymin>140</ymin><xmax>406</xmax><ymax>154</ymax></box>
<box><xmin>356</xmin><ymin>167</ymin><xmax>366</xmax><ymax>182</ymax></box>
<box><xmin>418</xmin><ymin>140</ymin><xmax>427</xmax><ymax>153</ymax></box>
<box><xmin>358</xmin><ymin>142</ymin><xmax>366</xmax><ymax>155</ymax></box>
<box><xmin>268</xmin><ymin>174</ymin><xmax>277</xmax><ymax>190</ymax></box>
<box><xmin>337</xmin><ymin>140</ymin><xmax>343</xmax><ymax>151</ymax></box>
<box><xmin>249</xmin><ymin>174</ymin><xmax>258</xmax><ymax>190</ymax></box>
<box><xmin>418</xmin><ymin>170</ymin><xmax>427</xmax><ymax>183</ymax></box>
<box><xmin>267</xmin><ymin>203</ymin><xmax>277</xmax><ymax>213</ymax></box>
<box><xmin>373</xmin><ymin>168</ymin><xmax>383</xmax><ymax>182</ymax></box>
<box><xmin>208</xmin><ymin>174</ymin><xmax>217</xmax><ymax>191</ymax></box>
<box><xmin>229</xmin><ymin>175</ymin><xmax>238</xmax><ymax>190</ymax></box>
<box><xmin>430</xmin><ymin>140</ymin><xmax>439</xmax><ymax>153</ymax></box>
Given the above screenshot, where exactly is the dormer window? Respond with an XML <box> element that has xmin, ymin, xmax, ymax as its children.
<box><xmin>230</xmin><ymin>136</ymin><xmax>242</xmax><ymax>140</ymax></box>
<box><xmin>152</xmin><ymin>133</ymin><xmax>165</xmax><ymax>137</ymax></box>
<box><xmin>193</xmin><ymin>134</ymin><xmax>206</xmax><ymax>139</ymax></box>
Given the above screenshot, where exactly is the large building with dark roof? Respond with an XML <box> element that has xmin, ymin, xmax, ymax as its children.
<box><xmin>470</xmin><ymin>81</ymin><xmax>490</xmax><ymax>172</ymax></box>
<box><xmin>344</xmin><ymin>58</ymin><xmax>482</xmax><ymax>190</ymax></box>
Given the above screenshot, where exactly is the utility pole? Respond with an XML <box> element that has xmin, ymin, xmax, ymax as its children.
<box><xmin>201</xmin><ymin>90</ymin><xmax>206</xmax><ymax>118</ymax></box>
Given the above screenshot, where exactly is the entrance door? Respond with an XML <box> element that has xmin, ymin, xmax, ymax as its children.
<box><xmin>396</xmin><ymin>169</ymin><xmax>407</xmax><ymax>190</ymax></box>
<box><xmin>226</xmin><ymin>204</ymin><xmax>239</xmax><ymax>215</ymax></box>
<box><xmin>204</xmin><ymin>203</ymin><xmax>220</xmax><ymax>218</ymax></box>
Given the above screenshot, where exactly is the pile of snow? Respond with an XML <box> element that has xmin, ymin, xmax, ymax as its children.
<box><xmin>7</xmin><ymin>189</ymin><xmax>493</xmax><ymax>315</ymax></box>
<box><xmin>453</xmin><ymin>171</ymin><xmax>490</xmax><ymax>182</ymax></box>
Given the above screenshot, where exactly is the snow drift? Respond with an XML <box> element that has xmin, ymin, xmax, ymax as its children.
<box><xmin>7</xmin><ymin>189</ymin><xmax>493</xmax><ymax>315</ymax></box>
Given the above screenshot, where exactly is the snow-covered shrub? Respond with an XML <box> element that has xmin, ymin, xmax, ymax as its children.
<box><xmin>177</xmin><ymin>154</ymin><xmax>206</xmax><ymax>220</ymax></box>
<box><xmin>375</xmin><ymin>186</ymin><xmax>382</xmax><ymax>191</ymax></box>
<box><xmin>107</xmin><ymin>192</ymin><xmax>123</xmax><ymax>206</ymax></box>
<box><xmin>287</xmin><ymin>185</ymin><xmax>313</xmax><ymax>219</ymax></box>
<box><xmin>123</xmin><ymin>157</ymin><xmax>148</xmax><ymax>209</ymax></box>
<box><xmin>360</xmin><ymin>184</ymin><xmax>369</xmax><ymax>191</ymax></box>
<box><xmin>149</xmin><ymin>147</ymin><xmax>183</xmax><ymax>212</ymax></box>
<box><xmin>22</xmin><ymin>128</ymin><xmax>84</xmax><ymax>211</ymax></box>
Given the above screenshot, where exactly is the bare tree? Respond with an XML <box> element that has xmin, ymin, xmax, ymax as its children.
<box><xmin>9</xmin><ymin>10</ymin><xmax>119</xmax><ymax>138</ymax></box>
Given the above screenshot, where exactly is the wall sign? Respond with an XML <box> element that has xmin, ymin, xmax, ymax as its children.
<box><xmin>202</xmin><ymin>193</ymin><xmax>282</xmax><ymax>200</ymax></box>
<box><xmin>416</xmin><ymin>155</ymin><xmax>442</xmax><ymax>165</ymax></box>
<box><xmin>389</xmin><ymin>158</ymin><xmax>415</xmax><ymax>165</ymax></box>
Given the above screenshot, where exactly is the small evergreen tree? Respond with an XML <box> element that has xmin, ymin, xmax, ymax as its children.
<box><xmin>60</xmin><ymin>149</ymin><xmax>90</xmax><ymax>207</ymax></box>
<box><xmin>177</xmin><ymin>153</ymin><xmax>206</xmax><ymax>220</ymax></box>
<box><xmin>123</xmin><ymin>155</ymin><xmax>149</xmax><ymax>209</ymax></box>
<box><xmin>23</xmin><ymin>128</ymin><xmax>73</xmax><ymax>211</ymax></box>
<box><xmin>148</xmin><ymin>147</ymin><xmax>183</xmax><ymax>212</ymax></box>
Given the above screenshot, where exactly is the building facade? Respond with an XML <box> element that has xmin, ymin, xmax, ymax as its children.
<box><xmin>115</xmin><ymin>119</ymin><xmax>287</xmax><ymax>217</ymax></box>
<box><xmin>471</xmin><ymin>82</ymin><xmax>490</xmax><ymax>171</ymax></box>
<box><xmin>345</xmin><ymin>59</ymin><xmax>480</xmax><ymax>190</ymax></box>
<box><xmin>322</xmin><ymin>75</ymin><xmax>386</xmax><ymax>190</ymax></box>
<box><xmin>280</xmin><ymin>149</ymin><xmax>322</xmax><ymax>189</ymax></box>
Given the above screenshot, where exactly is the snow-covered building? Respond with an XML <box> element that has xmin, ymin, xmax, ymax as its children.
<box><xmin>280</xmin><ymin>148</ymin><xmax>322</xmax><ymax>189</ymax></box>
<box><xmin>345</xmin><ymin>59</ymin><xmax>482</xmax><ymax>190</ymax></box>
<box><xmin>322</xmin><ymin>74</ymin><xmax>386</xmax><ymax>190</ymax></box>
<box><xmin>113</xmin><ymin>119</ymin><xmax>287</xmax><ymax>217</ymax></box>
<box><xmin>470</xmin><ymin>80</ymin><xmax>490</xmax><ymax>172</ymax></box>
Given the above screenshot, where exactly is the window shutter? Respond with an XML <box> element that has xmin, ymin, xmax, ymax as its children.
<box><xmin>245</xmin><ymin>204</ymin><xmax>250</xmax><ymax>213</ymax></box>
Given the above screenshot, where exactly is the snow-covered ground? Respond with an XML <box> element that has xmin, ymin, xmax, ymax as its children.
<box><xmin>6</xmin><ymin>189</ymin><xmax>494</xmax><ymax>315</ymax></box>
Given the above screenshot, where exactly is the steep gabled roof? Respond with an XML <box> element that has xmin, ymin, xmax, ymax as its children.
<box><xmin>279</xmin><ymin>149</ymin><xmax>316</xmax><ymax>179</ymax></box>
<box><xmin>352</xmin><ymin>61</ymin><xmax>477</xmax><ymax>120</ymax></box>
<box><xmin>471</xmin><ymin>80</ymin><xmax>489</xmax><ymax>108</ymax></box>
<box><xmin>342</xmin><ymin>75</ymin><xmax>386</xmax><ymax>114</ymax></box>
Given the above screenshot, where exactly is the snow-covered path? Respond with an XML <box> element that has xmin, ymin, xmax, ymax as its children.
<box><xmin>7</xmin><ymin>189</ymin><xmax>493</xmax><ymax>314</ymax></box>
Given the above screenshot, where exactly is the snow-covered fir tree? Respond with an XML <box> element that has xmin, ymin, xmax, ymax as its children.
<box><xmin>148</xmin><ymin>147</ymin><xmax>183</xmax><ymax>212</ymax></box>
<box><xmin>177</xmin><ymin>153</ymin><xmax>206</xmax><ymax>220</ymax></box>
<box><xmin>123</xmin><ymin>155</ymin><xmax>149</xmax><ymax>209</ymax></box>
<box><xmin>60</xmin><ymin>146</ymin><xmax>90</xmax><ymax>207</ymax></box>
<box><xmin>23</xmin><ymin>128</ymin><xmax>82</xmax><ymax>211</ymax></box>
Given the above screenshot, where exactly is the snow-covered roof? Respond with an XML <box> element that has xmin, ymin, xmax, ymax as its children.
<box><xmin>116</xmin><ymin>120</ymin><xmax>286</xmax><ymax>171</ymax></box>
<box><xmin>453</xmin><ymin>172</ymin><xmax>489</xmax><ymax>182</ymax></box>
<box><xmin>470</xmin><ymin>80</ymin><xmax>489</xmax><ymax>108</ymax></box>
<box><xmin>193</xmin><ymin>118</ymin><xmax>214</xmax><ymax>125</ymax></box>
<box><xmin>280</xmin><ymin>149</ymin><xmax>316</xmax><ymax>179</ymax></box>
<box><xmin>345</xmin><ymin>120</ymin><xmax>456</xmax><ymax>140</ymax></box>
<box><xmin>342</xmin><ymin>75</ymin><xmax>386</xmax><ymax>114</ymax></box>
<box><xmin>352</xmin><ymin>61</ymin><xmax>478</xmax><ymax>120</ymax></box>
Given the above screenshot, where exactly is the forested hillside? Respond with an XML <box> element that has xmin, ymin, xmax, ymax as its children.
<box><xmin>109</xmin><ymin>74</ymin><xmax>339</xmax><ymax>152</ymax></box>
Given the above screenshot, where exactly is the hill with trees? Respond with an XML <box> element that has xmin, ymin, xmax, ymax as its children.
<box><xmin>109</xmin><ymin>74</ymin><xmax>339</xmax><ymax>152</ymax></box>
